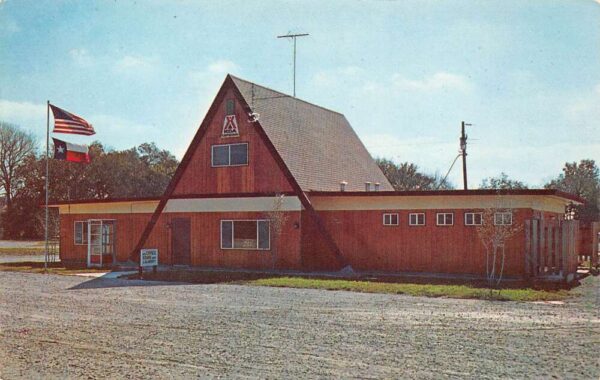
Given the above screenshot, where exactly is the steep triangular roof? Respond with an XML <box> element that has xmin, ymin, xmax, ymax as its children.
<box><xmin>230</xmin><ymin>75</ymin><xmax>393</xmax><ymax>192</ymax></box>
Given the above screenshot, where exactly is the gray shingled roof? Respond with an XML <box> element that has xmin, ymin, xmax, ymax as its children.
<box><xmin>230</xmin><ymin>75</ymin><xmax>393</xmax><ymax>192</ymax></box>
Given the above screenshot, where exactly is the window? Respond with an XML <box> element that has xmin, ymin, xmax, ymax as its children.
<box><xmin>211</xmin><ymin>143</ymin><xmax>248</xmax><ymax>167</ymax></box>
<box><xmin>436</xmin><ymin>213</ymin><xmax>454</xmax><ymax>226</ymax></box>
<box><xmin>494</xmin><ymin>212</ymin><xmax>513</xmax><ymax>225</ymax></box>
<box><xmin>409</xmin><ymin>213</ymin><xmax>425</xmax><ymax>226</ymax></box>
<box><xmin>74</xmin><ymin>221</ymin><xmax>88</xmax><ymax>245</ymax></box>
<box><xmin>383</xmin><ymin>213</ymin><xmax>399</xmax><ymax>226</ymax></box>
<box><xmin>221</xmin><ymin>220</ymin><xmax>270</xmax><ymax>250</ymax></box>
<box><xmin>464</xmin><ymin>212</ymin><xmax>483</xmax><ymax>226</ymax></box>
<box><xmin>226</xmin><ymin>99</ymin><xmax>235</xmax><ymax>115</ymax></box>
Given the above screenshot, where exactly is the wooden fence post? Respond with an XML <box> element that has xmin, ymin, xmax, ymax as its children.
<box><xmin>539</xmin><ymin>219</ymin><xmax>546</xmax><ymax>275</ymax></box>
<box><xmin>532</xmin><ymin>219</ymin><xmax>539</xmax><ymax>276</ymax></box>
<box><xmin>561</xmin><ymin>221</ymin><xmax>568</xmax><ymax>281</ymax></box>
<box><xmin>555</xmin><ymin>223</ymin><xmax>561</xmax><ymax>276</ymax></box>
<box><xmin>525</xmin><ymin>220</ymin><xmax>531</xmax><ymax>278</ymax></box>
<box><xmin>592</xmin><ymin>222</ymin><xmax>600</xmax><ymax>269</ymax></box>
<box><xmin>547</xmin><ymin>224</ymin><xmax>554</xmax><ymax>275</ymax></box>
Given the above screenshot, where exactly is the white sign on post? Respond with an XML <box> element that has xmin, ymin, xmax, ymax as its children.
<box><xmin>140</xmin><ymin>249</ymin><xmax>159</xmax><ymax>267</ymax></box>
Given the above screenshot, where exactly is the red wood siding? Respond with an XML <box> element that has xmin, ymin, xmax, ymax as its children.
<box><xmin>59</xmin><ymin>213</ymin><xmax>163</xmax><ymax>264</ymax></box>
<box><xmin>60</xmin><ymin>211</ymin><xmax>302</xmax><ymax>270</ymax></box>
<box><xmin>300</xmin><ymin>210</ymin><xmax>344</xmax><ymax>271</ymax></box>
<box><xmin>305</xmin><ymin>208</ymin><xmax>537</xmax><ymax>277</ymax></box>
<box><xmin>172</xmin><ymin>87</ymin><xmax>294</xmax><ymax>195</ymax></box>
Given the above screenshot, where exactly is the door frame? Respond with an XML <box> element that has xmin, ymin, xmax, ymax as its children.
<box><xmin>171</xmin><ymin>217</ymin><xmax>191</xmax><ymax>266</ymax></box>
<box><xmin>87</xmin><ymin>219</ymin><xmax>116</xmax><ymax>268</ymax></box>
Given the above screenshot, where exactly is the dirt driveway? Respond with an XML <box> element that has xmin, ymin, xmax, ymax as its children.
<box><xmin>0</xmin><ymin>272</ymin><xmax>598</xmax><ymax>379</ymax></box>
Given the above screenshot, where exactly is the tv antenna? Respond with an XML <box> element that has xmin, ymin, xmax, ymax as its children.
<box><xmin>277</xmin><ymin>32</ymin><xmax>309</xmax><ymax>97</ymax></box>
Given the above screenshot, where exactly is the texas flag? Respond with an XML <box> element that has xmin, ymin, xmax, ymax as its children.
<box><xmin>52</xmin><ymin>138</ymin><xmax>91</xmax><ymax>163</ymax></box>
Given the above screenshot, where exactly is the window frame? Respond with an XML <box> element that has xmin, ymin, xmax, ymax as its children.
<box><xmin>74</xmin><ymin>221</ymin><xmax>88</xmax><ymax>245</ymax></box>
<box><xmin>409</xmin><ymin>213</ymin><xmax>425</xmax><ymax>226</ymax></box>
<box><xmin>382</xmin><ymin>213</ymin><xmax>399</xmax><ymax>226</ymax></box>
<box><xmin>464</xmin><ymin>212</ymin><xmax>483</xmax><ymax>226</ymax></box>
<box><xmin>436</xmin><ymin>212</ymin><xmax>454</xmax><ymax>226</ymax></box>
<box><xmin>220</xmin><ymin>219</ymin><xmax>271</xmax><ymax>251</ymax></box>
<box><xmin>494</xmin><ymin>212</ymin><xmax>513</xmax><ymax>226</ymax></box>
<box><xmin>211</xmin><ymin>142</ymin><xmax>249</xmax><ymax>167</ymax></box>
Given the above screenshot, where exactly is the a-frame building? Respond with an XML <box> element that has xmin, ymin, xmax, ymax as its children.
<box><xmin>52</xmin><ymin>75</ymin><xmax>582</xmax><ymax>280</ymax></box>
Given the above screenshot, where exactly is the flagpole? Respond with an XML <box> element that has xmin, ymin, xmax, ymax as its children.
<box><xmin>45</xmin><ymin>100</ymin><xmax>49</xmax><ymax>272</ymax></box>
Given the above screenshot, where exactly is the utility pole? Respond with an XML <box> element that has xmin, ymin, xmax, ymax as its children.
<box><xmin>460</xmin><ymin>121</ymin><xmax>472</xmax><ymax>190</ymax></box>
<box><xmin>277</xmin><ymin>32</ymin><xmax>309</xmax><ymax>97</ymax></box>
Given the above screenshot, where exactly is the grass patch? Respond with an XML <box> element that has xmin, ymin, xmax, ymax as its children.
<box><xmin>0</xmin><ymin>261</ymin><xmax>108</xmax><ymax>275</ymax></box>
<box><xmin>249</xmin><ymin>277</ymin><xmax>569</xmax><ymax>302</ymax></box>
<box><xmin>127</xmin><ymin>270</ymin><xmax>274</xmax><ymax>284</ymax></box>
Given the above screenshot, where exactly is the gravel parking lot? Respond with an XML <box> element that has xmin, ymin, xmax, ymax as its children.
<box><xmin>0</xmin><ymin>271</ymin><xmax>598</xmax><ymax>379</ymax></box>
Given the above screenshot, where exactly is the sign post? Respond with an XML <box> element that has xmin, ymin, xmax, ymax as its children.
<box><xmin>139</xmin><ymin>248</ymin><xmax>158</xmax><ymax>278</ymax></box>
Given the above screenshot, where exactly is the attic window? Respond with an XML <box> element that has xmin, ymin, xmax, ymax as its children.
<box><xmin>226</xmin><ymin>99</ymin><xmax>235</xmax><ymax>115</ymax></box>
<box><xmin>212</xmin><ymin>143</ymin><xmax>248</xmax><ymax>167</ymax></box>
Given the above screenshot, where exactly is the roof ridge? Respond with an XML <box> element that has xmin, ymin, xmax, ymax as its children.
<box><xmin>228</xmin><ymin>74</ymin><xmax>344</xmax><ymax>116</ymax></box>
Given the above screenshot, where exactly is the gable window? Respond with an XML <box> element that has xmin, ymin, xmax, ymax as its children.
<box><xmin>226</xmin><ymin>99</ymin><xmax>235</xmax><ymax>115</ymax></box>
<box><xmin>74</xmin><ymin>221</ymin><xmax>88</xmax><ymax>245</ymax></box>
<box><xmin>494</xmin><ymin>212</ymin><xmax>513</xmax><ymax>225</ymax></box>
<box><xmin>221</xmin><ymin>220</ymin><xmax>270</xmax><ymax>250</ymax></box>
<box><xmin>464</xmin><ymin>212</ymin><xmax>483</xmax><ymax>226</ymax></box>
<box><xmin>211</xmin><ymin>143</ymin><xmax>248</xmax><ymax>167</ymax></box>
<box><xmin>383</xmin><ymin>213</ymin><xmax>399</xmax><ymax>226</ymax></box>
<box><xmin>436</xmin><ymin>213</ymin><xmax>454</xmax><ymax>226</ymax></box>
<box><xmin>409</xmin><ymin>213</ymin><xmax>425</xmax><ymax>226</ymax></box>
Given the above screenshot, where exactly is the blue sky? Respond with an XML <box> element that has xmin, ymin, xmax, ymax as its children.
<box><xmin>1</xmin><ymin>0</ymin><xmax>599</xmax><ymax>188</ymax></box>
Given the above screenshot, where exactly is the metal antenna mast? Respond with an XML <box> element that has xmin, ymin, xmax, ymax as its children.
<box><xmin>277</xmin><ymin>32</ymin><xmax>309</xmax><ymax>97</ymax></box>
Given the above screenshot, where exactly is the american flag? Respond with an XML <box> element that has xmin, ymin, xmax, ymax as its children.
<box><xmin>50</xmin><ymin>104</ymin><xmax>95</xmax><ymax>136</ymax></box>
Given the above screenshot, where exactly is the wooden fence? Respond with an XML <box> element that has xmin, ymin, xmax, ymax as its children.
<box><xmin>524</xmin><ymin>219</ymin><xmax>579</xmax><ymax>282</ymax></box>
<box><xmin>577</xmin><ymin>221</ymin><xmax>599</xmax><ymax>269</ymax></box>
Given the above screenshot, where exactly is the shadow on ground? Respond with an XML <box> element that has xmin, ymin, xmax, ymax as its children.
<box><xmin>67</xmin><ymin>276</ymin><xmax>192</xmax><ymax>290</ymax></box>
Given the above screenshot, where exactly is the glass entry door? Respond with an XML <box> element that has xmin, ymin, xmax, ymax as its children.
<box><xmin>87</xmin><ymin>220</ymin><xmax>115</xmax><ymax>267</ymax></box>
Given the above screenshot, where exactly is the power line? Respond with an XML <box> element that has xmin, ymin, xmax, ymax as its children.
<box><xmin>436</xmin><ymin>153</ymin><xmax>462</xmax><ymax>190</ymax></box>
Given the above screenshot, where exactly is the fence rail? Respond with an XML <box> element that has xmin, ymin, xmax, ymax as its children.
<box><xmin>525</xmin><ymin>219</ymin><xmax>578</xmax><ymax>282</ymax></box>
<box><xmin>46</xmin><ymin>239</ymin><xmax>60</xmax><ymax>263</ymax></box>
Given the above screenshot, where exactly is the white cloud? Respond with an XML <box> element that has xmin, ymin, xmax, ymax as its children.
<box><xmin>313</xmin><ymin>68</ymin><xmax>472</xmax><ymax>94</ymax></box>
<box><xmin>115</xmin><ymin>55</ymin><xmax>157</xmax><ymax>72</ymax></box>
<box><xmin>207</xmin><ymin>59</ymin><xmax>238</xmax><ymax>74</ymax></box>
<box><xmin>392</xmin><ymin>72</ymin><xmax>472</xmax><ymax>93</ymax></box>
<box><xmin>0</xmin><ymin>99</ymin><xmax>159</xmax><ymax>152</ymax></box>
<box><xmin>0</xmin><ymin>99</ymin><xmax>46</xmax><ymax>131</ymax></box>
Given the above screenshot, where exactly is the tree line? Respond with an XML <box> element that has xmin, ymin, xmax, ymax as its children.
<box><xmin>0</xmin><ymin>121</ymin><xmax>597</xmax><ymax>238</ymax></box>
<box><xmin>376</xmin><ymin>158</ymin><xmax>599</xmax><ymax>223</ymax></box>
<box><xmin>0</xmin><ymin>121</ymin><xmax>178</xmax><ymax>239</ymax></box>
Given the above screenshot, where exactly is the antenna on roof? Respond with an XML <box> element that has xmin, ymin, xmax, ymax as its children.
<box><xmin>277</xmin><ymin>32</ymin><xmax>309</xmax><ymax>97</ymax></box>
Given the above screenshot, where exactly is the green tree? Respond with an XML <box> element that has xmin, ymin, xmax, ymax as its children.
<box><xmin>545</xmin><ymin>159</ymin><xmax>600</xmax><ymax>222</ymax></box>
<box><xmin>0</xmin><ymin>121</ymin><xmax>37</xmax><ymax>209</ymax></box>
<box><xmin>479</xmin><ymin>172</ymin><xmax>528</xmax><ymax>190</ymax></box>
<box><xmin>376</xmin><ymin>158</ymin><xmax>453</xmax><ymax>190</ymax></box>
<box><xmin>4</xmin><ymin>140</ymin><xmax>179</xmax><ymax>238</ymax></box>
